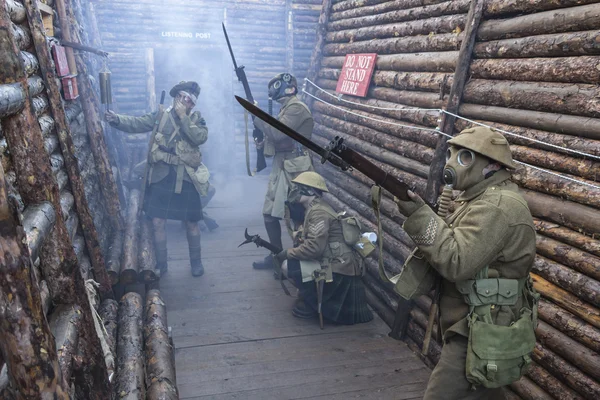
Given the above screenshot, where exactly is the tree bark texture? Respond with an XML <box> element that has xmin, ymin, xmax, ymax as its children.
<box><xmin>322</xmin><ymin>51</ymin><xmax>458</xmax><ymax>72</ymax></box>
<box><xmin>19</xmin><ymin>50</ymin><xmax>37</xmax><ymax>76</ymax></box>
<box><xmin>527</xmin><ymin>361</ymin><xmax>585</xmax><ymax>400</ymax></box>
<box><xmin>120</xmin><ymin>189</ymin><xmax>141</xmax><ymax>284</ymax></box>
<box><xmin>328</xmin><ymin>0</ymin><xmax>469</xmax><ymax>31</ymax></box>
<box><xmin>115</xmin><ymin>292</ymin><xmax>145</xmax><ymax>400</ymax></box>
<box><xmin>48</xmin><ymin>304</ymin><xmax>82</xmax><ymax>385</ymax></box>
<box><xmin>303</xmin><ymin>0</ymin><xmax>333</xmax><ymax>109</ymax></box>
<box><xmin>331</xmin><ymin>0</ymin><xmax>444</xmax><ymax>15</ymax></box>
<box><xmin>5</xmin><ymin>0</ymin><xmax>26</xmax><ymax>23</ymax></box>
<box><xmin>521</xmin><ymin>189</ymin><xmax>600</xmax><ymax>237</ymax></box>
<box><xmin>146</xmin><ymin>380</ymin><xmax>179</xmax><ymax>400</ymax></box>
<box><xmin>484</xmin><ymin>0</ymin><xmax>600</xmax><ymax>17</ymax></box>
<box><xmin>0</xmin><ymin>76</ymin><xmax>43</xmax><ymax>118</ymax></box>
<box><xmin>406</xmin><ymin>319</ymin><xmax>442</xmax><ymax>365</ymax></box>
<box><xmin>535</xmin><ymin>234</ymin><xmax>600</xmax><ymax>281</ymax></box>
<box><xmin>473</xmin><ymin>30</ymin><xmax>600</xmax><ymax>59</ymax></box>
<box><xmin>469</xmin><ymin>56</ymin><xmax>600</xmax><ymax>84</ymax></box>
<box><xmin>314</xmin><ymin>112</ymin><xmax>435</xmax><ymax>164</ymax></box>
<box><xmin>314</xmin><ymin>123</ymin><xmax>430</xmax><ymax>178</ymax></box>
<box><xmin>463</xmin><ymin>79</ymin><xmax>600</xmax><ymax>119</ymax></box>
<box><xmin>326</xmin><ymin>14</ymin><xmax>465</xmax><ymax>43</ymax></box>
<box><xmin>509</xmin><ymin>376</ymin><xmax>553</xmax><ymax>400</ymax></box>
<box><xmin>533</xmin><ymin>342</ymin><xmax>600</xmax><ymax>400</ymax></box>
<box><xmin>459</xmin><ymin>103</ymin><xmax>600</xmax><ymax>141</ymax></box>
<box><xmin>98</xmin><ymin>299</ymin><xmax>118</xmax><ymax>359</ymax></box>
<box><xmin>138</xmin><ymin>217</ymin><xmax>159</xmax><ymax>283</ymax></box>
<box><xmin>531</xmin><ymin>273</ymin><xmax>600</xmax><ymax>330</ymax></box>
<box><xmin>534</xmin><ymin>219</ymin><xmax>600</xmax><ymax>258</ymax></box>
<box><xmin>144</xmin><ymin>290</ymin><xmax>178</xmax><ymax>399</ymax></box>
<box><xmin>22</xmin><ymin>201</ymin><xmax>55</xmax><ymax>263</ymax></box>
<box><xmin>0</xmin><ymin>158</ymin><xmax>70</xmax><ymax>399</ymax></box>
<box><xmin>323</xmin><ymin>32</ymin><xmax>463</xmax><ymax>56</ymax></box>
<box><xmin>478</xmin><ymin>4</ymin><xmax>600</xmax><ymax>41</ymax></box>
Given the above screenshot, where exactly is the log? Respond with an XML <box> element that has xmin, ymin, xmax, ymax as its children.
<box><xmin>372</xmin><ymin>70</ymin><xmax>453</xmax><ymax>93</ymax></box>
<box><xmin>463</xmin><ymin>79</ymin><xmax>600</xmax><ymax>119</ymax></box>
<box><xmin>59</xmin><ymin>190</ymin><xmax>74</xmax><ymax>217</ymax></box>
<box><xmin>363</xmin><ymin>269</ymin><xmax>400</xmax><ymax>311</ymax></box>
<box><xmin>364</xmin><ymin>285</ymin><xmax>395</xmax><ymax>327</ymax></box>
<box><xmin>0</xmin><ymin>160</ymin><xmax>68</xmax><ymax>397</ymax></box>
<box><xmin>325</xmin><ymin>14</ymin><xmax>465</xmax><ymax>43</ymax></box>
<box><xmin>107</xmin><ymin>229</ymin><xmax>123</xmax><ymax>285</ymax></box>
<box><xmin>49</xmin><ymin>304</ymin><xmax>82</xmax><ymax>383</ymax></box>
<box><xmin>98</xmin><ymin>299</ymin><xmax>119</xmax><ymax>359</ymax></box>
<box><xmin>406</xmin><ymin>319</ymin><xmax>442</xmax><ymax>365</ymax></box>
<box><xmin>19</xmin><ymin>50</ymin><xmax>38</xmax><ymax>75</ymax></box>
<box><xmin>533</xmin><ymin>342</ymin><xmax>600</xmax><ymax>400</ymax></box>
<box><xmin>11</xmin><ymin>23</ymin><xmax>31</xmax><ymax>50</ymax></box>
<box><xmin>473</xmin><ymin>30</ymin><xmax>600</xmax><ymax>59</ymax></box>
<box><xmin>138</xmin><ymin>217</ymin><xmax>159</xmax><ymax>283</ymax></box>
<box><xmin>144</xmin><ymin>290</ymin><xmax>178</xmax><ymax>398</ymax></box>
<box><xmin>410</xmin><ymin>300</ymin><xmax>441</xmax><ymax>345</ymax></box>
<box><xmin>531</xmin><ymin>273</ymin><xmax>600</xmax><ymax>330</ymax></box>
<box><xmin>534</xmin><ymin>219</ymin><xmax>600</xmax><ymax>258</ymax></box>
<box><xmin>313</xmin><ymin>112</ymin><xmax>435</xmax><ymax>164</ymax></box>
<box><xmin>22</xmin><ymin>201</ymin><xmax>56</xmax><ymax>263</ymax></box>
<box><xmin>0</xmin><ymin>77</ymin><xmax>44</xmax><ymax>118</ymax></box>
<box><xmin>533</xmin><ymin>255</ymin><xmax>600</xmax><ymax>307</ymax></box>
<box><xmin>322</xmin><ymin>32</ymin><xmax>463</xmax><ymax>56</ymax></box>
<box><xmin>303</xmin><ymin>0</ymin><xmax>333</xmax><ymax>109</ymax></box>
<box><xmin>536</xmin><ymin>234</ymin><xmax>600</xmax><ymax>281</ymax></box>
<box><xmin>459</xmin><ymin>103</ymin><xmax>600</xmax><ymax>141</ymax></box>
<box><xmin>115</xmin><ymin>292</ymin><xmax>145</xmax><ymax>400</ymax></box>
<box><xmin>40</xmin><ymin>279</ymin><xmax>50</xmax><ymax>315</ymax></box>
<box><xmin>314</xmin><ymin>123</ymin><xmax>430</xmax><ymax>178</ymax></box>
<box><xmin>66</xmin><ymin>212</ymin><xmax>79</xmax><ymax>240</ymax></box>
<box><xmin>538</xmin><ymin>298</ymin><xmax>600</xmax><ymax>354</ymax></box>
<box><xmin>40</xmin><ymin>115</ymin><xmax>56</xmax><ymax>137</ymax></box>
<box><xmin>331</xmin><ymin>0</ymin><xmax>414</xmax><ymax>14</ymax></box>
<box><xmin>527</xmin><ymin>362</ymin><xmax>584</xmax><ymax>399</ymax></box>
<box><xmin>32</xmin><ymin>94</ymin><xmax>48</xmax><ymax>116</ymax></box>
<box><xmin>512</xmin><ymin>166</ymin><xmax>600</xmax><ymax>209</ymax></box>
<box><xmin>478</xmin><ymin>4</ymin><xmax>600</xmax><ymax>41</ymax></box>
<box><xmin>146</xmin><ymin>380</ymin><xmax>179</xmax><ymax>400</ymax></box>
<box><xmin>328</xmin><ymin>0</ymin><xmax>469</xmax><ymax>31</ymax></box>
<box><xmin>484</xmin><ymin>0</ymin><xmax>600</xmax><ymax>17</ymax></box>
<box><xmin>321</xmin><ymin>51</ymin><xmax>458</xmax><ymax>72</ymax></box>
<box><xmin>469</xmin><ymin>56</ymin><xmax>600</xmax><ymax>84</ymax></box>
<box><xmin>521</xmin><ymin>189</ymin><xmax>600</xmax><ymax>237</ymax></box>
<box><xmin>5</xmin><ymin>0</ymin><xmax>26</xmax><ymax>23</ymax></box>
<box><xmin>510</xmin><ymin>376</ymin><xmax>553</xmax><ymax>400</ymax></box>
<box><xmin>120</xmin><ymin>189</ymin><xmax>141</xmax><ymax>284</ymax></box>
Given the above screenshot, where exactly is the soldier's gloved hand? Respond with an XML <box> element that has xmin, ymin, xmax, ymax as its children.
<box><xmin>105</xmin><ymin>110</ymin><xmax>118</xmax><ymax>124</ymax></box>
<box><xmin>275</xmin><ymin>249</ymin><xmax>288</xmax><ymax>264</ymax></box>
<box><xmin>394</xmin><ymin>190</ymin><xmax>425</xmax><ymax>217</ymax></box>
<box><xmin>198</xmin><ymin>117</ymin><xmax>206</xmax><ymax>126</ymax></box>
<box><xmin>174</xmin><ymin>100</ymin><xmax>187</xmax><ymax>118</ymax></box>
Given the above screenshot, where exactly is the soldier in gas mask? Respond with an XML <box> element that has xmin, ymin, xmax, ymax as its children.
<box><xmin>105</xmin><ymin>81</ymin><xmax>209</xmax><ymax>277</ymax></box>
<box><xmin>394</xmin><ymin>127</ymin><xmax>538</xmax><ymax>399</ymax></box>
<box><xmin>252</xmin><ymin>73</ymin><xmax>314</xmax><ymax>274</ymax></box>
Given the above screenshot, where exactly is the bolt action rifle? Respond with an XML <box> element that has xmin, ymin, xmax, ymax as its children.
<box><xmin>223</xmin><ymin>23</ymin><xmax>267</xmax><ymax>174</ymax></box>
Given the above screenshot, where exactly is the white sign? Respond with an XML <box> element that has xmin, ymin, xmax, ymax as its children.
<box><xmin>161</xmin><ymin>31</ymin><xmax>212</xmax><ymax>40</ymax></box>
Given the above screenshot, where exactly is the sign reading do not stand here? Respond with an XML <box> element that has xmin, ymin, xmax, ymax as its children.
<box><xmin>335</xmin><ymin>53</ymin><xmax>377</xmax><ymax>97</ymax></box>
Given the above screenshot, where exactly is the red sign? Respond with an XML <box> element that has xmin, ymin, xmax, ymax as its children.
<box><xmin>52</xmin><ymin>45</ymin><xmax>70</xmax><ymax>77</ymax></box>
<box><xmin>336</xmin><ymin>53</ymin><xmax>377</xmax><ymax>97</ymax></box>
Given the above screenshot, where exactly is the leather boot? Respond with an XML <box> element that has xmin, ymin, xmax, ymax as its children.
<box><xmin>155</xmin><ymin>239</ymin><xmax>168</xmax><ymax>275</ymax></box>
<box><xmin>187</xmin><ymin>230</ymin><xmax>204</xmax><ymax>277</ymax></box>
<box><xmin>292</xmin><ymin>298</ymin><xmax>317</xmax><ymax>319</ymax></box>
<box><xmin>253</xmin><ymin>254</ymin><xmax>274</xmax><ymax>270</ymax></box>
<box><xmin>252</xmin><ymin>217</ymin><xmax>282</xmax><ymax>269</ymax></box>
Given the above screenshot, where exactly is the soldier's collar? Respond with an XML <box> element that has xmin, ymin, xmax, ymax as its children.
<box><xmin>280</xmin><ymin>95</ymin><xmax>296</xmax><ymax>107</ymax></box>
<box><xmin>456</xmin><ymin>169</ymin><xmax>511</xmax><ymax>202</ymax></box>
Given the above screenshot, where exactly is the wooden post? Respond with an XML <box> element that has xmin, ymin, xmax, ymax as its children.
<box><xmin>54</xmin><ymin>0</ymin><xmax>77</xmax><ymax>75</ymax></box>
<box><xmin>424</xmin><ymin>0</ymin><xmax>485</xmax><ymax>204</ymax></box>
<box><xmin>21</xmin><ymin>0</ymin><xmax>114</xmax><ymax>299</ymax></box>
<box><xmin>303</xmin><ymin>0</ymin><xmax>334</xmax><ymax>109</ymax></box>
<box><xmin>145</xmin><ymin>48</ymin><xmax>156</xmax><ymax>113</ymax></box>
<box><xmin>285</xmin><ymin>0</ymin><xmax>294</xmax><ymax>74</ymax></box>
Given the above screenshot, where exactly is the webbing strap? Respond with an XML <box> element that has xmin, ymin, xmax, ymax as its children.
<box><xmin>244</xmin><ymin>110</ymin><xmax>256</xmax><ymax>177</ymax></box>
<box><xmin>371</xmin><ymin>185</ymin><xmax>393</xmax><ymax>284</ymax></box>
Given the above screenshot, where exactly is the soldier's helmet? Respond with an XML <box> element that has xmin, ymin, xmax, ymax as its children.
<box><xmin>169</xmin><ymin>81</ymin><xmax>201</xmax><ymax>99</ymax></box>
<box><xmin>448</xmin><ymin>127</ymin><xmax>517</xmax><ymax>169</ymax></box>
<box><xmin>268</xmin><ymin>73</ymin><xmax>298</xmax><ymax>89</ymax></box>
<box><xmin>292</xmin><ymin>171</ymin><xmax>329</xmax><ymax>193</ymax></box>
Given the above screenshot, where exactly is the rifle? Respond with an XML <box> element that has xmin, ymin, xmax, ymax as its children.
<box><xmin>139</xmin><ymin>90</ymin><xmax>166</xmax><ymax>215</ymax></box>
<box><xmin>223</xmin><ymin>23</ymin><xmax>267</xmax><ymax>174</ymax></box>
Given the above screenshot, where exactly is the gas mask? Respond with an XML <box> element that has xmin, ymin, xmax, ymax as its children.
<box><xmin>286</xmin><ymin>187</ymin><xmax>305</xmax><ymax>223</ymax></box>
<box><xmin>443</xmin><ymin>146</ymin><xmax>491</xmax><ymax>190</ymax></box>
<box><xmin>268</xmin><ymin>73</ymin><xmax>296</xmax><ymax>100</ymax></box>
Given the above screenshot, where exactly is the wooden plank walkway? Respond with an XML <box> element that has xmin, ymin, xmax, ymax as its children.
<box><xmin>159</xmin><ymin>175</ymin><xmax>431</xmax><ymax>399</ymax></box>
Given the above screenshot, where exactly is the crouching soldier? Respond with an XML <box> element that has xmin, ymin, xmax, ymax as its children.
<box><xmin>275</xmin><ymin>172</ymin><xmax>373</xmax><ymax>325</ymax></box>
<box><xmin>394</xmin><ymin>127</ymin><xmax>538</xmax><ymax>399</ymax></box>
<box><xmin>106</xmin><ymin>81</ymin><xmax>209</xmax><ymax>277</ymax></box>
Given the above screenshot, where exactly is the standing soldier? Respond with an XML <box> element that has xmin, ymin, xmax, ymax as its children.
<box><xmin>252</xmin><ymin>73</ymin><xmax>314</xmax><ymax>272</ymax></box>
<box><xmin>105</xmin><ymin>81</ymin><xmax>209</xmax><ymax>277</ymax></box>
<box><xmin>275</xmin><ymin>172</ymin><xmax>373</xmax><ymax>325</ymax></box>
<box><xmin>395</xmin><ymin>127</ymin><xmax>538</xmax><ymax>399</ymax></box>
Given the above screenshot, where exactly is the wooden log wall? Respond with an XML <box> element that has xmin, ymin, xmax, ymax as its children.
<box><xmin>288</xmin><ymin>0</ymin><xmax>320</xmax><ymax>84</ymax></box>
<box><xmin>309</xmin><ymin>0</ymin><xmax>600</xmax><ymax>399</ymax></box>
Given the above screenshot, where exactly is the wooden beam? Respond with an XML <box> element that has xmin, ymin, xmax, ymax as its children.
<box><xmin>303</xmin><ymin>0</ymin><xmax>333</xmax><ymax>109</ymax></box>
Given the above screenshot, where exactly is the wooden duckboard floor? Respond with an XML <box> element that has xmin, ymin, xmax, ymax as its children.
<box><xmin>159</xmin><ymin>175</ymin><xmax>430</xmax><ymax>399</ymax></box>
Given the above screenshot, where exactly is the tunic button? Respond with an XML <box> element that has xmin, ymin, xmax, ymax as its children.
<box><xmin>485</xmin><ymin>289</ymin><xmax>490</xmax><ymax>294</ymax></box>
<box><xmin>507</xmin><ymin>290</ymin><xmax>511</xmax><ymax>295</ymax></box>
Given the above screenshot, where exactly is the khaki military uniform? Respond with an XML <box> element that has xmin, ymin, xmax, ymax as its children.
<box><xmin>287</xmin><ymin>198</ymin><xmax>361</xmax><ymax>276</ymax></box>
<box><xmin>402</xmin><ymin>170</ymin><xmax>536</xmax><ymax>399</ymax></box>
<box><xmin>254</xmin><ymin>95</ymin><xmax>314</xmax><ymax>219</ymax></box>
<box><xmin>112</xmin><ymin>107</ymin><xmax>209</xmax><ymax>193</ymax></box>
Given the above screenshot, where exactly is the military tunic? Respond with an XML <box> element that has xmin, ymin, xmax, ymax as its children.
<box><xmin>254</xmin><ymin>95</ymin><xmax>314</xmax><ymax>219</ymax></box>
<box><xmin>286</xmin><ymin>198</ymin><xmax>372</xmax><ymax>325</ymax></box>
<box><xmin>111</xmin><ymin>108</ymin><xmax>209</xmax><ymax>221</ymax></box>
<box><xmin>402</xmin><ymin>170</ymin><xmax>536</xmax><ymax>399</ymax></box>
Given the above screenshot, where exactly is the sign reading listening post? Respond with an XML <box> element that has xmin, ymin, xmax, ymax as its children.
<box><xmin>336</xmin><ymin>53</ymin><xmax>377</xmax><ymax>97</ymax></box>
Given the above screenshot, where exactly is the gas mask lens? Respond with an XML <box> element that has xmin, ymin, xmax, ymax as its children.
<box><xmin>457</xmin><ymin>149</ymin><xmax>475</xmax><ymax>167</ymax></box>
<box><xmin>273</xmin><ymin>80</ymin><xmax>281</xmax><ymax>90</ymax></box>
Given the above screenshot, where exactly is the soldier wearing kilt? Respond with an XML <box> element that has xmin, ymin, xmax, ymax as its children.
<box><xmin>106</xmin><ymin>81</ymin><xmax>209</xmax><ymax>277</ymax></box>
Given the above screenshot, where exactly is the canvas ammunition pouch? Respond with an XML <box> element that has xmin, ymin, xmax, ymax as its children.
<box><xmin>460</xmin><ymin>267</ymin><xmax>539</xmax><ymax>389</ymax></box>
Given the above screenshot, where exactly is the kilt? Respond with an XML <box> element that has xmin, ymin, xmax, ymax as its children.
<box><xmin>143</xmin><ymin>167</ymin><xmax>203</xmax><ymax>221</ymax></box>
<box><xmin>288</xmin><ymin>259</ymin><xmax>373</xmax><ymax>325</ymax></box>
